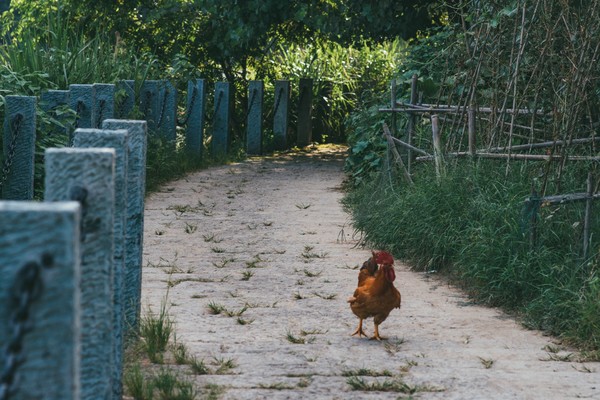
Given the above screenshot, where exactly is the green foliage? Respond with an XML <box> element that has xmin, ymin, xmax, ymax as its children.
<box><xmin>343</xmin><ymin>159</ymin><xmax>600</xmax><ymax>350</ymax></box>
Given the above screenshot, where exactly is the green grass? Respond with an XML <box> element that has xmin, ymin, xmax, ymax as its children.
<box><xmin>343</xmin><ymin>158</ymin><xmax>600</xmax><ymax>353</ymax></box>
<box><xmin>140</xmin><ymin>301</ymin><xmax>174</xmax><ymax>363</ymax></box>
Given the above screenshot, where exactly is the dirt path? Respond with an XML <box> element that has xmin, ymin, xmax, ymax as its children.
<box><xmin>142</xmin><ymin>146</ymin><xmax>599</xmax><ymax>400</ymax></box>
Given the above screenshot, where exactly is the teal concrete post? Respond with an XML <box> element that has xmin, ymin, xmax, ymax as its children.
<box><xmin>40</xmin><ymin>89</ymin><xmax>70</xmax><ymax>137</ymax></box>
<box><xmin>185</xmin><ymin>79</ymin><xmax>206</xmax><ymax>156</ymax></box>
<box><xmin>273</xmin><ymin>80</ymin><xmax>290</xmax><ymax>150</ymax></box>
<box><xmin>44</xmin><ymin>148</ymin><xmax>116</xmax><ymax>400</ymax></box>
<box><xmin>0</xmin><ymin>201</ymin><xmax>81</xmax><ymax>400</ymax></box>
<box><xmin>1</xmin><ymin>95</ymin><xmax>36</xmax><ymax>200</ymax></box>
<box><xmin>297</xmin><ymin>78</ymin><xmax>313</xmax><ymax>146</ymax></box>
<box><xmin>72</xmin><ymin>128</ymin><xmax>128</xmax><ymax>400</ymax></box>
<box><xmin>69</xmin><ymin>84</ymin><xmax>95</xmax><ymax>132</ymax></box>
<box><xmin>212</xmin><ymin>82</ymin><xmax>231</xmax><ymax>157</ymax></box>
<box><xmin>102</xmin><ymin>119</ymin><xmax>147</xmax><ymax>333</ymax></box>
<box><xmin>140</xmin><ymin>80</ymin><xmax>160</xmax><ymax>133</ymax></box>
<box><xmin>116</xmin><ymin>80</ymin><xmax>135</xmax><ymax>119</ymax></box>
<box><xmin>246</xmin><ymin>80</ymin><xmax>263</xmax><ymax>155</ymax></box>
<box><xmin>158</xmin><ymin>80</ymin><xmax>177</xmax><ymax>144</ymax></box>
<box><xmin>93</xmin><ymin>83</ymin><xmax>115</xmax><ymax>128</ymax></box>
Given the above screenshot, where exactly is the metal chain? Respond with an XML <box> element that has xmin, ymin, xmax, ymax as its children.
<box><xmin>70</xmin><ymin>185</ymin><xmax>88</xmax><ymax>242</ymax></box>
<box><xmin>245</xmin><ymin>88</ymin><xmax>258</xmax><ymax>119</ymax></box>
<box><xmin>96</xmin><ymin>99</ymin><xmax>106</xmax><ymax>128</ymax></box>
<box><xmin>0</xmin><ymin>253</ymin><xmax>53</xmax><ymax>400</ymax></box>
<box><xmin>273</xmin><ymin>87</ymin><xmax>283</xmax><ymax>118</ymax></box>
<box><xmin>0</xmin><ymin>114</ymin><xmax>23</xmax><ymax>195</ymax></box>
<box><xmin>209</xmin><ymin>90</ymin><xmax>224</xmax><ymax>123</ymax></box>
<box><xmin>177</xmin><ymin>86</ymin><xmax>198</xmax><ymax>126</ymax></box>
<box><xmin>156</xmin><ymin>87</ymin><xmax>169</xmax><ymax>129</ymax></box>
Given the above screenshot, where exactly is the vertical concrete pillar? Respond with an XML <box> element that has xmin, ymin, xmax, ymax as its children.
<box><xmin>157</xmin><ymin>80</ymin><xmax>177</xmax><ymax>144</ymax></box>
<box><xmin>69</xmin><ymin>84</ymin><xmax>95</xmax><ymax>132</ymax></box>
<box><xmin>1</xmin><ymin>95</ymin><xmax>36</xmax><ymax>200</ymax></box>
<box><xmin>185</xmin><ymin>79</ymin><xmax>206</xmax><ymax>157</ymax></box>
<box><xmin>44</xmin><ymin>148</ymin><xmax>116</xmax><ymax>400</ymax></box>
<box><xmin>273</xmin><ymin>80</ymin><xmax>290</xmax><ymax>150</ymax></box>
<box><xmin>212</xmin><ymin>82</ymin><xmax>231</xmax><ymax>157</ymax></box>
<box><xmin>297</xmin><ymin>78</ymin><xmax>313</xmax><ymax>147</ymax></box>
<box><xmin>246</xmin><ymin>81</ymin><xmax>263</xmax><ymax>155</ymax></box>
<box><xmin>40</xmin><ymin>89</ymin><xmax>70</xmax><ymax>138</ymax></box>
<box><xmin>140</xmin><ymin>80</ymin><xmax>160</xmax><ymax>133</ymax></box>
<box><xmin>93</xmin><ymin>83</ymin><xmax>115</xmax><ymax>128</ymax></box>
<box><xmin>116</xmin><ymin>80</ymin><xmax>135</xmax><ymax>119</ymax></box>
<box><xmin>102</xmin><ymin>119</ymin><xmax>147</xmax><ymax>333</ymax></box>
<box><xmin>0</xmin><ymin>201</ymin><xmax>81</xmax><ymax>400</ymax></box>
<box><xmin>72</xmin><ymin>128</ymin><xmax>128</xmax><ymax>400</ymax></box>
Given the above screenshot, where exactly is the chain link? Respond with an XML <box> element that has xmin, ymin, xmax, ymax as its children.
<box><xmin>0</xmin><ymin>253</ymin><xmax>53</xmax><ymax>400</ymax></box>
<box><xmin>0</xmin><ymin>114</ymin><xmax>24</xmax><ymax>196</ymax></box>
<box><xmin>177</xmin><ymin>86</ymin><xmax>198</xmax><ymax>126</ymax></box>
<box><xmin>96</xmin><ymin>99</ymin><xmax>106</xmax><ymax>128</ymax></box>
<box><xmin>156</xmin><ymin>86</ymin><xmax>169</xmax><ymax>129</ymax></box>
<box><xmin>245</xmin><ymin>88</ymin><xmax>258</xmax><ymax>120</ymax></box>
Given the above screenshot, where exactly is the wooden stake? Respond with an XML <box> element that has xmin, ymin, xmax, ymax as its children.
<box><xmin>468</xmin><ymin>105</ymin><xmax>476</xmax><ymax>156</ymax></box>
<box><xmin>382</xmin><ymin>123</ymin><xmax>413</xmax><ymax>184</ymax></box>
<box><xmin>431</xmin><ymin>114</ymin><xmax>444</xmax><ymax>178</ymax></box>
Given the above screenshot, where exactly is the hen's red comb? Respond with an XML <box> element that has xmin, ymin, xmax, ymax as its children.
<box><xmin>375</xmin><ymin>251</ymin><xmax>394</xmax><ymax>265</ymax></box>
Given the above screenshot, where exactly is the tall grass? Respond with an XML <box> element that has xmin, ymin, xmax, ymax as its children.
<box><xmin>343</xmin><ymin>159</ymin><xmax>600</xmax><ymax>352</ymax></box>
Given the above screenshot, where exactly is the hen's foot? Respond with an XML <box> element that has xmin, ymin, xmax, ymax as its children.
<box><xmin>351</xmin><ymin>327</ymin><xmax>368</xmax><ymax>337</ymax></box>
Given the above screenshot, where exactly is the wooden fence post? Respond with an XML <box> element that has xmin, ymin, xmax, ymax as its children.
<box><xmin>1</xmin><ymin>95</ymin><xmax>36</xmax><ymax>200</ymax></box>
<box><xmin>297</xmin><ymin>78</ymin><xmax>313</xmax><ymax>146</ymax></box>
<box><xmin>40</xmin><ymin>89</ymin><xmax>70</xmax><ymax>137</ymax></box>
<box><xmin>246</xmin><ymin>80</ymin><xmax>264</xmax><ymax>155</ymax></box>
<box><xmin>212</xmin><ymin>82</ymin><xmax>231</xmax><ymax>157</ymax></box>
<box><xmin>72</xmin><ymin>128</ymin><xmax>129</xmax><ymax>400</ymax></box>
<box><xmin>431</xmin><ymin>114</ymin><xmax>445</xmax><ymax>178</ymax></box>
<box><xmin>93</xmin><ymin>83</ymin><xmax>115</xmax><ymax>129</ymax></box>
<box><xmin>185</xmin><ymin>78</ymin><xmax>207</xmax><ymax>157</ymax></box>
<box><xmin>102</xmin><ymin>119</ymin><xmax>147</xmax><ymax>333</ymax></box>
<box><xmin>273</xmin><ymin>80</ymin><xmax>290</xmax><ymax>150</ymax></box>
<box><xmin>583</xmin><ymin>172</ymin><xmax>593</xmax><ymax>259</ymax></box>
<box><xmin>69</xmin><ymin>84</ymin><xmax>95</xmax><ymax>133</ymax></box>
<box><xmin>407</xmin><ymin>74</ymin><xmax>418</xmax><ymax>174</ymax></box>
<box><xmin>44</xmin><ymin>148</ymin><xmax>115</xmax><ymax>400</ymax></box>
<box><xmin>0</xmin><ymin>201</ymin><xmax>81</xmax><ymax>400</ymax></box>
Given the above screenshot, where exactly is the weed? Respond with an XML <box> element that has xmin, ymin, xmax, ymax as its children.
<box><xmin>203</xmin><ymin>384</ymin><xmax>225</xmax><ymax>400</ymax></box>
<box><xmin>172</xmin><ymin>342</ymin><xmax>188</xmax><ymax>365</ymax></box>
<box><xmin>294</xmin><ymin>291</ymin><xmax>305</xmax><ymax>300</ymax></box>
<box><xmin>297</xmin><ymin>378</ymin><xmax>311</xmax><ymax>388</ymax></box>
<box><xmin>286</xmin><ymin>331</ymin><xmax>316</xmax><ymax>344</ymax></box>
<box><xmin>313</xmin><ymin>292</ymin><xmax>337</xmax><ymax>300</ymax></box>
<box><xmin>191</xmin><ymin>294</ymin><xmax>208</xmax><ymax>299</ymax></box>
<box><xmin>154</xmin><ymin>368</ymin><xmax>197</xmax><ymax>399</ymax></box>
<box><xmin>184</xmin><ymin>222</ymin><xmax>197</xmax><ymax>234</ymax></box>
<box><xmin>342</xmin><ymin>368</ymin><xmax>393</xmax><ymax>377</ymax></box>
<box><xmin>540</xmin><ymin>353</ymin><xmax>574</xmax><ymax>362</ymax></box>
<box><xmin>346</xmin><ymin>376</ymin><xmax>415</xmax><ymax>393</ymax></box>
<box><xmin>296</xmin><ymin>279</ymin><xmax>305</xmax><ymax>286</ymax></box>
<box><xmin>123</xmin><ymin>363</ymin><xmax>154</xmax><ymax>400</ymax></box>
<box><xmin>241</xmin><ymin>271</ymin><xmax>254</xmax><ymax>281</ymax></box>
<box><xmin>190</xmin><ymin>356</ymin><xmax>210</xmax><ymax>375</ymax></box>
<box><xmin>212</xmin><ymin>357</ymin><xmax>237</xmax><ymax>374</ymax></box>
<box><xmin>303</xmin><ymin>269</ymin><xmax>323</xmax><ymax>278</ymax></box>
<box><xmin>478</xmin><ymin>357</ymin><xmax>494</xmax><ymax>369</ymax></box>
<box><xmin>140</xmin><ymin>301</ymin><xmax>173</xmax><ymax>363</ymax></box>
<box><xmin>300</xmin><ymin>329</ymin><xmax>328</xmax><ymax>336</ymax></box>
<box><xmin>259</xmin><ymin>383</ymin><xmax>295</xmax><ymax>390</ymax></box>
<box><xmin>203</xmin><ymin>233</ymin><xmax>223</xmax><ymax>243</ymax></box>
<box><xmin>296</xmin><ymin>203</ymin><xmax>312</xmax><ymax>209</ymax></box>
<box><xmin>168</xmin><ymin>277</ymin><xmax>214</xmax><ymax>288</ymax></box>
<box><xmin>383</xmin><ymin>337</ymin><xmax>405</xmax><ymax>355</ymax></box>
<box><xmin>224</xmin><ymin>306</ymin><xmax>248</xmax><ymax>317</ymax></box>
<box><xmin>237</xmin><ymin>317</ymin><xmax>255</xmax><ymax>325</ymax></box>
<box><xmin>207</xmin><ymin>302</ymin><xmax>225</xmax><ymax>315</ymax></box>
<box><xmin>155</xmin><ymin>229</ymin><xmax>165</xmax><ymax>235</ymax></box>
<box><xmin>211</xmin><ymin>247</ymin><xmax>226</xmax><ymax>253</ymax></box>
<box><xmin>212</xmin><ymin>258</ymin><xmax>234</xmax><ymax>268</ymax></box>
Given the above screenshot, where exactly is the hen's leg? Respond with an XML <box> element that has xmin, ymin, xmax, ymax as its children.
<box><xmin>369</xmin><ymin>323</ymin><xmax>386</xmax><ymax>341</ymax></box>
<box><xmin>351</xmin><ymin>319</ymin><xmax>367</xmax><ymax>337</ymax></box>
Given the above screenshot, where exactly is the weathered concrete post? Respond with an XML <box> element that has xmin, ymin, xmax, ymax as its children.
<box><xmin>69</xmin><ymin>84</ymin><xmax>95</xmax><ymax>133</ymax></box>
<box><xmin>273</xmin><ymin>80</ymin><xmax>290</xmax><ymax>151</ymax></box>
<box><xmin>72</xmin><ymin>128</ymin><xmax>128</xmax><ymax>400</ymax></box>
<box><xmin>246</xmin><ymin>80</ymin><xmax>264</xmax><ymax>155</ymax></box>
<box><xmin>1</xmin><ymin>95</ymin><xmax>36</xmax><ymax>200</ymax></box>
<box><xmin>0</xmin><ymin>201</ymin><xmax>81</xmax><ymax>400</ymax></box>
<box><xmin>116</xmin><ymin>80</ymin><xmax>135</xmax><ymax>119</ymax></box>
<box><xmin>297</xmin><ymin>78</ymin><xmax>313</xmax><ymax>147</ymax></box>
<box><xmin>93</xmin><ymin>83</ymin><xmax>115</xmax><ymax>128</ymax></box>
<box><xmin>102</xmin><ymin>119</ymin><xmax>147</xmax><ymax>333</ymax></box>
<box><xmin>212</xmin><ymin>82</ymin><xmax>231</xmax><ymax>157</ymax></box>
<box><xmin>140</xmin><ymin>80</ymin><xmax>160</xmax><ymax>133</ymax></box>
<box><xmin>158</xmin><ymin>80</ymin><xmax>177</xmax><ymax>145</ymax></box>
<box><xmin>45</xmin><ymin>148</ymin><xmax>116</xmax><ymax>400</ymax></box>
<box><xmin>185</xmin><ymin>78</ymin><xmax>207</xmax><ymax>157</ymax></box>
<box><xmin>40</xmin><ymin>89</ymin><xmax>70</xmax><ymax>137</ymax></box>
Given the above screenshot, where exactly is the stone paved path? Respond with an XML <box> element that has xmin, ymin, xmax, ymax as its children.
<box><xmin>141</xmin><ymin>147</ymin><xmax>599</xmax><ymax>400</ymax></box>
